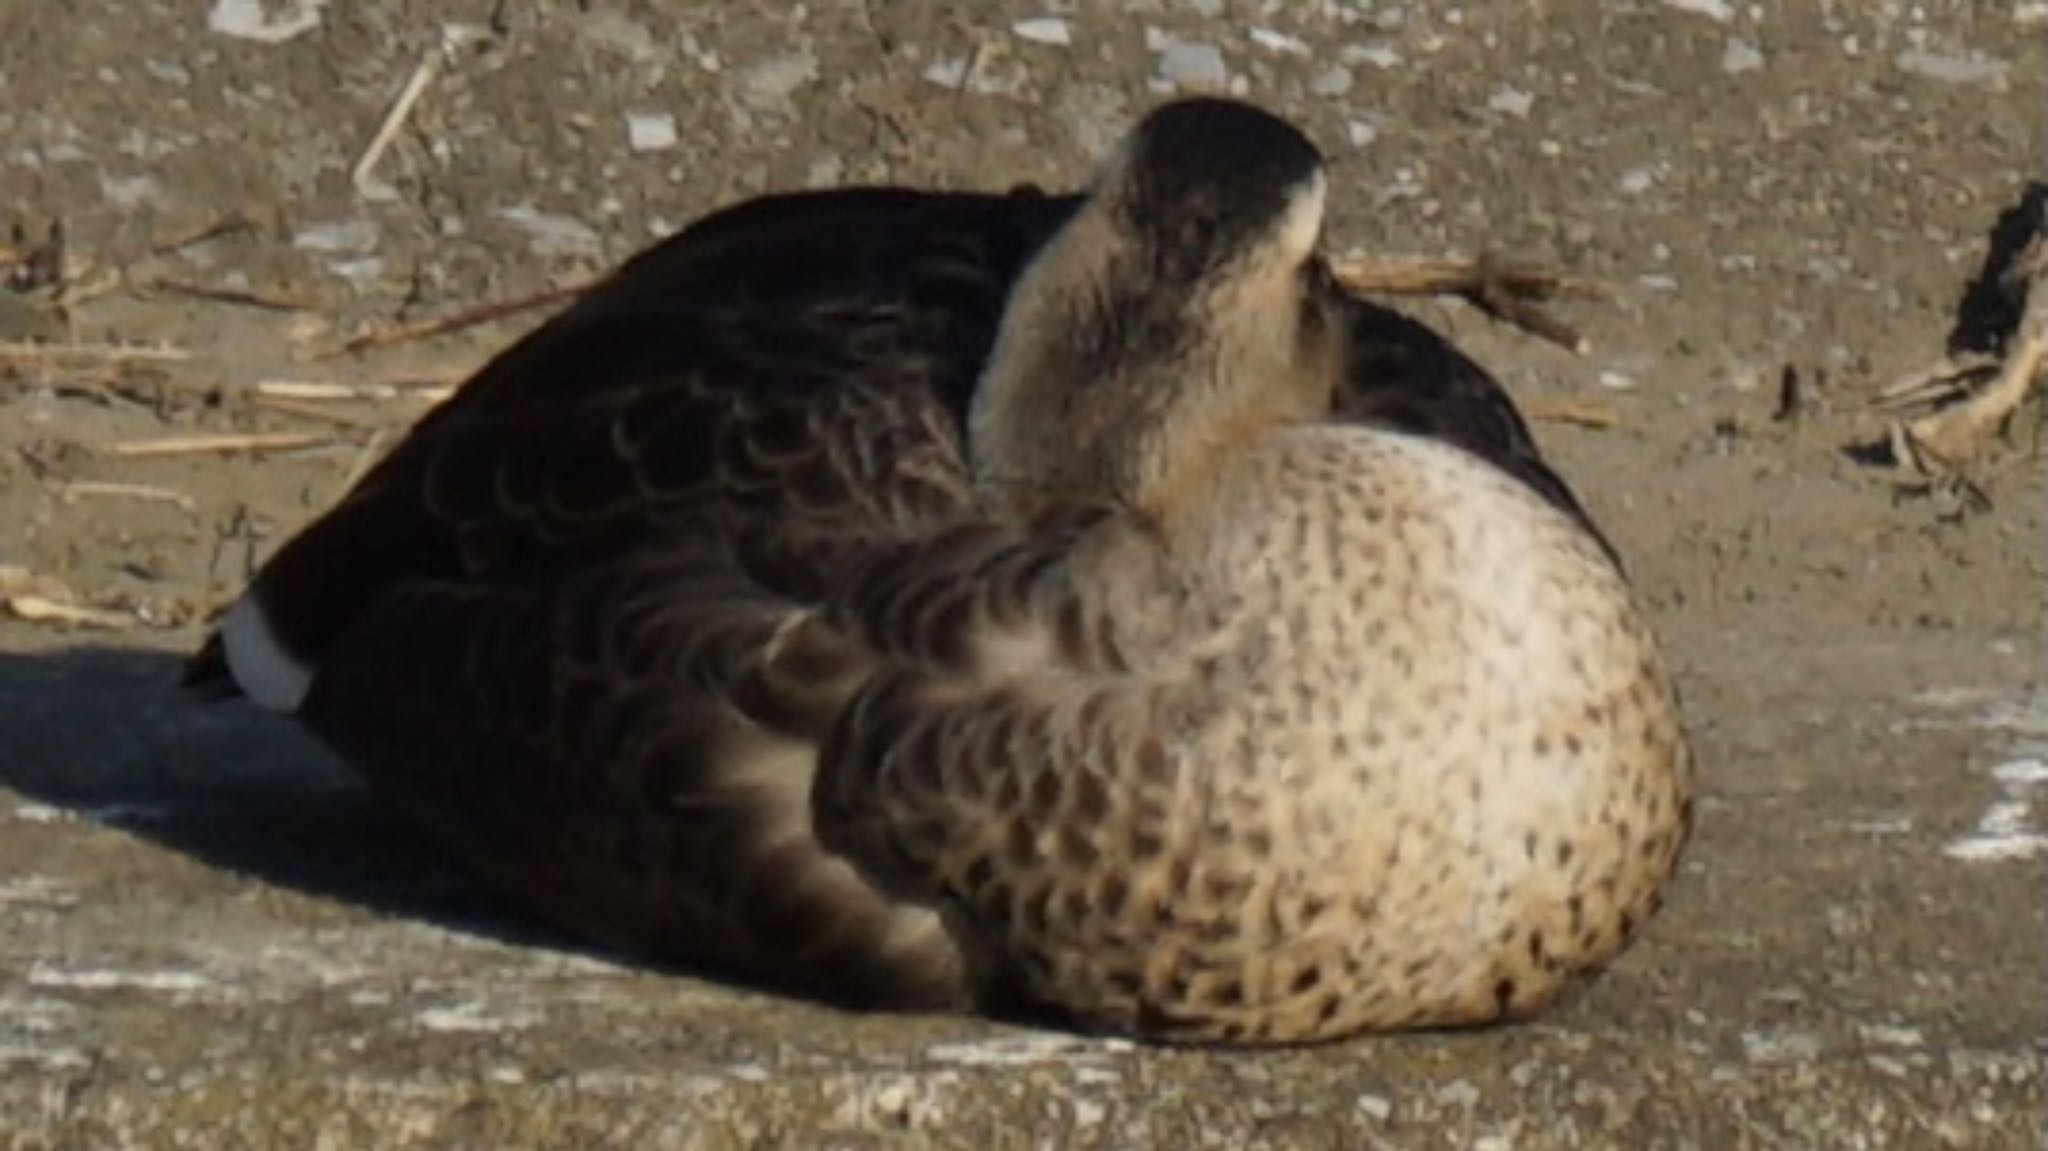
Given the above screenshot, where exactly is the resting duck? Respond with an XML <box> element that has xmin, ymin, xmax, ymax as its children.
<box><xmin>187</xmin><ymin>98</ymin><xmax>1693</xmax><ymax>1044</ymax></box>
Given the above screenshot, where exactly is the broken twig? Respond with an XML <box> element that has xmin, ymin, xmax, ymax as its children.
<box><xmin>150</xmin><ymin>277</ymin><xmax>316</xmax><ymax>312</ymax></box>
<box><xmin>58</xmin><ymin>480</ymin><xmax>198</xmax><ymax>510</ymax></box>
<box><xmin>318</xmin><ymin>279</ymin><xmax>595</xmax><ymax>358</ymax></box>
<box><xmin>0</xmin><ymin>339</ymin><xmax>190</xmax><ymax>363</ymax></box>
<box><xmin>1890</xmin><ymin>271</ymin><xmax>2046</xmax><ymax>479</ymax></box>
<box><xmin>100</xmin><ymin>432</ymin><xmax>328</xmax><ymax>458</ymax></box>
<box><xmin>1332</xmin><ymin>254</ymin><xmax>1600</xmax><ymax>354</ymax></box>
<box><xmin>352</xmin><ymin>49</ymin><xmax>443</xmax><ymax>199</ymax></box>
<box><xmin>1524</xmin><ymin>398</ymin><xmax>1620</xmax><ymax>430</ymax></box>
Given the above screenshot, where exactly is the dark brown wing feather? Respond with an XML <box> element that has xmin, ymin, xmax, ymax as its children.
<box><xmin>302</xmin><ymin>551</ymin><xmax>964</xmax><ymax>1007</ymax></box>
<box><xmin>185</xmin><ymin>187</ymin><xmax>1079</xmax><ymax>686</ymax></box>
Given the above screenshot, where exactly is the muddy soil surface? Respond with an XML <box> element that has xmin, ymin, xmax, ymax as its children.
<box><xmin>1</xmin><ymin>3</ymin><xmax>2042</xmax><ymax>1148</ymax></box>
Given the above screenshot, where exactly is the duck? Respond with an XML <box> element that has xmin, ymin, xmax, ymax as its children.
<box><xmin>185</xmin><ymin>97</ymin><xmax>1693</xmax><ymax>1044</ymax></box>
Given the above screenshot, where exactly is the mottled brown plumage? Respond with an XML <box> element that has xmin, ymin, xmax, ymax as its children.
<box><xmin>188</xmin><ymin>98</ymin><xmax>1691</xmax><ymax>1041</ymax></box>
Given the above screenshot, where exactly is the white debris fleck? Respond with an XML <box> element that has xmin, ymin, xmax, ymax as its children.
<box><xmin>0</xmin><ymin>1043</ymin><xmax>91</xmax><ymax>1072</ymax></box>
<box><xmin>625</xmin><ymin>111</ymin><xmax>678</xmax><ymax>153</ymax></box>
<box><xmin>208</xmin><ymin>0</ymin><xmax>326</xmax><ymax>43</ymax></box>
<box><xmin>1248</xmin><ymin>27</ymin><xmax>1310</xmax><ymax>56</ymax></box>
<box><xmin>577</xmin><ymin>10</ymin><xmax>656</xmax><ymax>61</ymax></box>
<box><xmin>1660</xmin><ymin>0</ymin><xmax>1732</xmax><ymax>21</ymax></box>
<box><xmin>28</xmin><ymin>964</ymin><xmax>210</xmax><ymax>994</ymax></box>
<box><xmin>291</xmin><ymin>218</ymin><xmax>379</xmax><ymax>254</ymax></box>
<box><xmin>1946</xmin><ymin>831</ymin><xmax>2048</xmax><ymax>861</ymax></box>
<box><xmin>144</xmin><ymin>59</ymin><xmax>192</xmax><ymax>85</ymax></box>
<box><xmin>1146</xmin><ymin>29</ymin><xmax>1220</xmax><ymax>91</ymax></box>
<box><xmin>1487</xmin><ymin>86</ymin><xmax>1535</xmax><ymax>118</ymax></box>
<box><xmin>496</xmin><ymin>204</ymin><xmax>602</xmax><ymax>258</ymax></box>
<box><xmin>736</xmin><ymin>49</ymin><xmax>818</xmax><ymax>109</ymax></box>
<box><xmin>1895</xmin><ymin>49</ymin><xmax>2009</xmax><ymax>87</ymax></box>
<box><xmin>1721</xmin><ymin>38</ymin><xmax>1764</xmax><ymax>74</ymax></box>
<box><xmin>1742</xmin><ymin>1028</ymin><xmax>1823</xmax><ymax>1063</ymax></box>
<box><xmin>1344</xmin><ymin>42</ymin><xmax>1404</xmax><ymax>70</ymax></box>
<box><xmin>1346</xmin><ymin>119</ymin><xmax>1378</xmax><ymax>148</ymax></box>
<box><xmin>923</xmin><ymin>57</ymin><xmax>972</xmax><ymax>87</ymax></box>
<box><xmin>1147</xmin><ymin>30</ymin><xmax>1230</xmax><ymax>91</ymax></box>
<box><xmin>1434</xmin><ymin>1079</ymin><xmax>1481</xmax><ymax>1108</ymax></box>
<box><xmin>0</xmin><ymin>876</ymin><xmax>77</xmax><ymax>907</ymax></box>
<box><xmin>1311</xmin><ymin>67</ymin><xmax>1354</xmax><ymax>97</ymax></box>
<box><xmin>1857</xmin><ymin>1023</ymin><xmax>1926</xmax><ymax>1048</ymax></box>
<box><xmin>1618</xmin><ymin>167</ymin><xmax>1656</xmax><ymax>194</ymax></box>
<box><xmin>1993</xmin><ymin>758</ymin><xmax>2048</xmax><ymax>787</ymax></box>
<box><xmin>1598</xmin><ymin>369</ymin><xmax>1639</xmax><ymax>391</ymax></box>
<box><xmin>1947</xmin><ymin>755</ymin><xmax>2048</xmax><ymax>861</ymax></box>
<box><xmin>925</xmin><ymin>1032</ymin><xmax>1134</xmax><ymax>1067</ymax></box>
<box><xmin>327</xmin><ymin>257</ymin><xmax>386</xmax><ymax>284</ymax></box>
<box><xmin>1011</xmin><ymin>16</ymin><xmax>1072</xmax><ymax>47</ymax></box>
<box><xmin>1354</xmin><ymin>1093</ymin><xmax>1394</xmax><ymax>1121</ymax></box>
<box><xmin>99</xmin><ymin>174</ymin><xmax>163</xmax><ymax>210</ymax></box>
<box><xmin>1976</xmin><ymin>800</ymin><xmax>2031</xmax><ymax>838</ymax></box>
<box><xmin>414</xmin><ymin>1000</ymin><xmax>538</xmax><ymax>1033</ymax></box>
<box><xmin>804</xmin><ymin>153</ymin><xmax>844</xmax><ymax>189</ymax></box>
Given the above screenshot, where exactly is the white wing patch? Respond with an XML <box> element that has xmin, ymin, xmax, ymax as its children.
<box><xmin>218</xmin><ymin>593</ymin><xmax>314</xmax><ymax>713</ymax></box>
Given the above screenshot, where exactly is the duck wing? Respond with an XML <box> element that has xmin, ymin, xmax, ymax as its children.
<box><xmin>181</xmin><ymin>187</ymin><xmax>1087</xmax><ymax>1005</ymax></box>
<box><xmin>185</xmin><ymin>186</ymin><xmax>1084</xmax><ymax>695</ymax></box>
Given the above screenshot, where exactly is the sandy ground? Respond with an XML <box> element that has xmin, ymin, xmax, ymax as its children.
<box><xmin>1</xmin><ymin>3</ymin><xmax>2044</xmax><ymax>1148</ymax></box>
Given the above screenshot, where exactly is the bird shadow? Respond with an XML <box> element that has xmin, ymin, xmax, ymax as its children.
<box><xmin>0</xmin><ymin>642</ymin><xmax>1056</xmax><ymax>1029</ymax></box>
<box><xmin>0</xmin><ymin>642</ymin><xmax>606</xmax><ymax>961</ymax></box>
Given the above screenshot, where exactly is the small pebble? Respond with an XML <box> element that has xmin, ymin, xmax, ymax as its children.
<box><xmin>496</xmin><ymin>204</ymin><xmax>602</xmax><ymax>258</ymax></box>
<box><xmin>1487</xmin><ymin>86</ymin><xmax>1534</xmax><ymax>118</ymax></box>
<box><xmin>1894</xmin><ymin>50</ymin><xmax>2009</xmax><ymax>88</ymax></box>
<box><xmin>1435</xmin><ymin>1080</ymin><xmax>1481</xmax><ymax>1108</ymax></box>
<box><xmin>1721</xmin><ymin>38</ymin><xmax>1764</xmax><ymax>75</ymax></box>
<box><xmin>292</xmin><ymin>218</ymin><xmax>378</xmax><ymax>254</ymax></box>
<box><xmin>1011</xmin><ymin>17</ymin><xmax>1072</xmax><ymax>47</ymax></box>
<box><xmin>625</xmin><ymin>112</ymin><xmax>677</xmax><ymax>153</ymax></box>
<box><xmin>1345</xmin><ymin>42</ymin><xmax>1403</xmax><ymax>70</ymax></box>
<box><xmin>1248</xmin><ymin>27</ymin><xmax>1310</xmax><ymax>56</ymax></box>
<box><xmin>737</xmin><ymin>50</ymin><xmax>818</xmax><ymax>108</ymax></box>
<box><xmin>1311</xmin><ymin>67</ymin><xmax>1354</xmax><ymax>97</ymax></box>
<box><xmin>1660</xmin><ymin>0</ymin><xmax>1732</xmax><ymax>21</ymax></box>
<box><xmin>207</xmin><ymin>0</ymin><xmax>325</xmax><ymax>43</ymax></box>
<box><xmin>1742</xmin><ymin>1028</ymin><xmax>1823</xmax><ymax>1064</ymax></box>
<box><xmin>1148</xmin><ymin>31</ymin><xmax>1230</xmax><ymax>91</ymax></box>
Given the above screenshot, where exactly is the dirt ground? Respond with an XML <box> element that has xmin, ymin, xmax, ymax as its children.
<box><xmin>1</xmin><ymin>3</ymin><xmax>2044</xmax><ymax>1148</ymax></box>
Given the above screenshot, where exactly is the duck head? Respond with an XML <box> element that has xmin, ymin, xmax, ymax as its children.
<box><xmin>968</xmin><ymin>98</ymin><xmax>1346</xmax><ymax>527</ymax></box>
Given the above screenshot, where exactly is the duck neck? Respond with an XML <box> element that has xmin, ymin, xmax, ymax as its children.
<box><xmin>968</xmin><ymin>221</ymin><xmax>1330</xmax><ymax>528</ymax></box>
